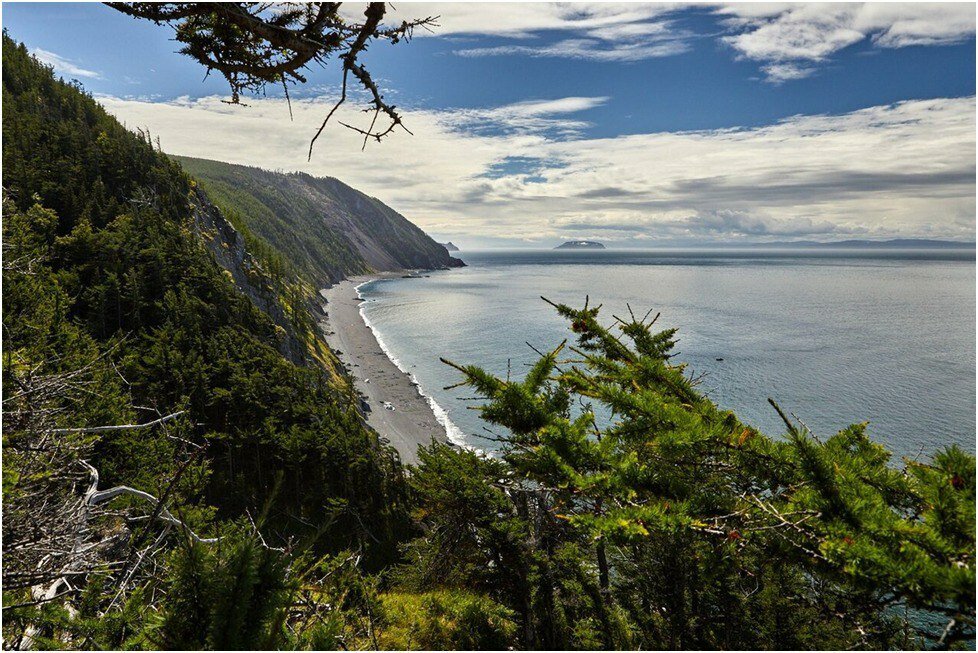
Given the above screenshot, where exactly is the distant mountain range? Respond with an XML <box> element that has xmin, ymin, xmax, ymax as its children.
<box><xmin>556</xmin><ymin>240</ymin><xmax>606</xmax><ymax>249</ymax></box>
<box><xmin>440</xmin><ymin>241</ymin><xmax>460</xmax><ymax>252</ymax></box>
<box><xmin>753</xmin><ymin>238</ymin><xmax>975</xmax><ymax>249</ymax></box>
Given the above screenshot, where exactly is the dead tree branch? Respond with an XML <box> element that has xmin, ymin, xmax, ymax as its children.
<box><xmin>48</xmin><ymin>410</ymin><xmax>185</xmax><ymax>434</ymax></box>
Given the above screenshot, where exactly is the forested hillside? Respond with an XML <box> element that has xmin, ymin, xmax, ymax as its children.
<box><xmin>2</xmin><ymin>32</ymin><xmax>974</xmax><ymax>651</ymax></box>
<box><xmin>174</xmin><ymin>156</ymin><xmax>463</xmax><ymax>286</ymax></box>
<box><xmin>2</xmin><ymin>28</ymin><xmax>410</xmax><ymax>613</ymax></box>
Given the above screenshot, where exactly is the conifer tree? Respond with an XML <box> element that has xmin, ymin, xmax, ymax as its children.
<box><xmin>440</xmin><ymin>297</ymin><xmax>975</xmax><ymax>648</ymax></box>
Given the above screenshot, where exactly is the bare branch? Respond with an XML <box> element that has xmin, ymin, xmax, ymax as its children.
<box><xmin>48</xmin><ymin>410</ymin><xmax>185</xmax><ymax>434</ymax></box>
<box><xmin>83</xmin><ymin>479</ymin><xmax>217</xmax><ymax>544</ymax></box>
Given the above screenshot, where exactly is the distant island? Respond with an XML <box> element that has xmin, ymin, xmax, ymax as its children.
<box><xmin>441</xmin><ymin>241</ymin><xmax>460</xmax><ymax>252</ymax></box>
<box><xmin>556</xmin><ymin>240</ymin><xmax>606</xmax><ymax>250</ymax></box>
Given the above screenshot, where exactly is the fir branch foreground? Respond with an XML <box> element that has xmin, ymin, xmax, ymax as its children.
<box><xmin>438</xmin><ymin>297</ymin><xmax>975</xmax><ymax>648</ymax></box>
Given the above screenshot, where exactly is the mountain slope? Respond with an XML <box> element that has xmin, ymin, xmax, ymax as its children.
<box><xmin>174</xmin><ymin>156</ymin><xmax>463</xmax><ymax>285</ymax></box>
<box><xmin>2</xmin><ymin>35</ymin><xmax>409</xmax><ymax>562</ymax></box>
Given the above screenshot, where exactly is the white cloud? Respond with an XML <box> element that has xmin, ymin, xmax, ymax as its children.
<box><xmin>358</xmin><ymin>3</ymin><xmax>682</xmax><ymax>39</ymax></box>
<box><xmin>97</xmin><ymin>93</ymin><xmax>976</xmax><ymax>244</ymax></box>
<box><xmin>455</xmin><ymin>37</ymin><xmax>689</xmax><ymax>62</ymax></box>
<box><xmin>491</xmin><ymin>96</ymin><xmax>610</xmax><ymax>118</ymax></box>
<box><xmin>718</xmin><ymin>3</ymin><xmax>976</xmax><ymax>82</ymax></box>
<box><xmin>670</xmin><ymin>210</ymin><xmax>862</xmax><ymax>237</ymax></box>
<box><xmin>350</xmin><ymin>2</ymin><xmax>692</xmax><ymax>63</ymax></box>
<box><xmin>344</xmin><ymin>3</ymin><xmax>976</xmax><ymax>71</ymax></box>
<box><xmin>861</xmin><ymin>3</ymin><xmax>978</xmax><ymax>47</ymax></box>
<box><xmin>761</xmin><ymin>62</ymin><xmax>817</xmax><ymax>84</ymax></box>
<box><xmin>31</xmin><ymin>48</ymin><xmax>102</xmax><ymax>80</ymax></box>
<box><xmin>433</xmin><ymin>96</ymin><xmax>609</xmax><ymax>139</ymax></box>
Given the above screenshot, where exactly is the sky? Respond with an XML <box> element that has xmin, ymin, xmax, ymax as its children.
<box><xmin>3</xmin><ymin>2</ymin><xmax>976</xmax><ymax>247</ymax></box>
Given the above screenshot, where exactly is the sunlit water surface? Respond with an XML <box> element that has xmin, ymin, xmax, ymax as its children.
<box><xmin>357</xmin><ymin>248</ymin><xmax>976</xmax><ymax>459</ymax></box>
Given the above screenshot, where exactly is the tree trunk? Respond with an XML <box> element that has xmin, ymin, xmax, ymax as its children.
<box><xmin>597</xmin><ymin>538</ymin><xmax>610</xmax><ymax>595</ymax></box>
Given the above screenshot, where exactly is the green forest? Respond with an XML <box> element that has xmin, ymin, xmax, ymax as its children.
<box><xmin>2</xmin><ymin>31</ymin><xmax>975</xmax><ymax>650</ymax></box>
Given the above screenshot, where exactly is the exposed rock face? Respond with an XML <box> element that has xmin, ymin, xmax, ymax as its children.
<box><xmin>556</xmin><ymin>240</ymin><xmax>606</xmax><ymax>249</ymax></box>
<box><xmin>175</xmin><ymin>156</ymin><xmax>464</xmax><ymax>284</ymax></box>
<box><xmin>189</xmin><ymin>187</ymin><xmax>310</xmax><ymax>365</ymax></box>
<box><xmin>310</xmin><ymin>175</ymin><xmax>465</xmax><ymax>271</ymax></box>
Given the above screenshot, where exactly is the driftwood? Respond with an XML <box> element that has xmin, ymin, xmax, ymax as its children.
<box><xmin>48</xmin><ymin>411</ymin><xmax>186</xmax><ymax>434</ymax></box>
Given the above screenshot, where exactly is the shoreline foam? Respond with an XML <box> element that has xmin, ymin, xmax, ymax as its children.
<box><xmin>319</xmin><ymin>273</ymin><xmax>461</xmax><ymax>465</ymax></box>
<box><xmin>353</xmin><ymin>279</ymin><xmax>469</xmax><ymax>449</ymax></box>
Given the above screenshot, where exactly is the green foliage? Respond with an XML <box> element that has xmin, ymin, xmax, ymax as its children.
<box><xmin>175</xmin><ymin>156</ymin><xmax>368</xmax><ymax>284</ymax></box>
<box><xmin>2</xmin><ymin>32</ymin><xmax>409</xmax><ymax>566</ymax></box>
<box><xmin>430</xmin><ymin>296</ymin><xmax>975</xmax><ymax>649</ymax></box>
<box><xmin>174</xmin><ymin>155</ymin><xmax>461</xmax><ymax>284</ymax></box>
<box><xmin>154</xmin><ymin>531</ymin><xmax>292</xmax><ymax>650</ymax></box>
<box><xmin>376</xmin><ymin>590</ymin><xmax>517</xmax><ymax>650</ymax></box>
<box><xmin>402</xmin><ymin>443</ymin><xmax>635</xmax><ymax>649</ymax></box>
<box><xmin>13</xmin><ymin>532</ymin><xmax>294</xmax><ymax>651</ymax></box>
<box><xmin>16</xmin><ymin>578</ymin><xmax>157</xmax><ymax>650</ymax></box>
<box><xmin>2</xmin><ymin>34</ymin><xmax>418</xmax><ymax>649</ymax></box>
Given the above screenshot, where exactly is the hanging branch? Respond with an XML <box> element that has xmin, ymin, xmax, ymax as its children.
<box><xmin>106</xmin><ymin>2</ymin><xmax>437</xmax><ymax>157</ymax></box>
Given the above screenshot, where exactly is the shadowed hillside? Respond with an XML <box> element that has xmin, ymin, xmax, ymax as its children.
<box><xmin>2</xmin><ymin>34</ymin><xmax>409</xmax><ymax>570</ymax></box>
<box><xmin>174</xmin><ymin>155</ymin><xmax>463</xmax><ymax>286</ymax></box>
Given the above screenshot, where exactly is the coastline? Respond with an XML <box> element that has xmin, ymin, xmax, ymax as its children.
<box><xmin>319</xmin><ymin>272</ymin><xmax>454</xmax><ymax>466</ymax></box>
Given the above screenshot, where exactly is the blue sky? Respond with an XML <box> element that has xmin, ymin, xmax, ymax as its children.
<box><xmin>3</xmin><ymin>2</ymin><xmax>976</xmax><ymax>246</ymax></box>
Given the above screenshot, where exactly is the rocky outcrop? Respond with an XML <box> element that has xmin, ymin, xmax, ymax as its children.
<box><xmin>189</xmin><ymin>187</ymin><xmax>310</xmax><ymax>365</ymax></box>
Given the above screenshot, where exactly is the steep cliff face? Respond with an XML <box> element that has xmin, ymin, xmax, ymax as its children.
<box><xmin>188</xmin><ymin>186</ymin><xmax>315</xmax><ymax>367</ymax></box>
<box><xmin>174</xmin><ymin>156</ymin><xmax>464</xmax><ymax>285</ymax></box>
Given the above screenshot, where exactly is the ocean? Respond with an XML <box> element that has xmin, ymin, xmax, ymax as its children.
<box><xmin>357</xmin><ymin>248</ymin><xmax>976</xmax><ymax>460</ymax></box>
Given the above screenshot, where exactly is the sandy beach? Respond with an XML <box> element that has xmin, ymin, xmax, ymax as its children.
<box><xmin>319</xmin><ymin>274</ymin><xmax>448</xmax><ymax>466</ymax></box>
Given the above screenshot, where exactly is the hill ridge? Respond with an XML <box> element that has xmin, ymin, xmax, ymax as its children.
<box><xmin>173</xmin><ymin>155</ymin><xmax>463</xmax><ymax>286</ymax></box>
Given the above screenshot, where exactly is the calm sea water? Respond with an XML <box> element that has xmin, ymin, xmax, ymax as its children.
<box><xmin>358</xmin><ymin>248</ymin><xmax>976</xmax><ymax>459</ymax></box>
